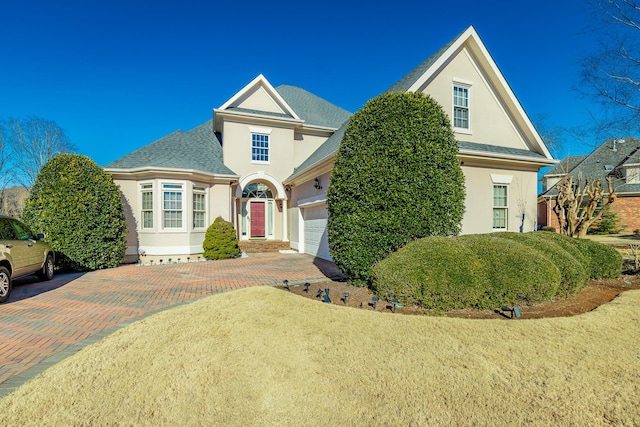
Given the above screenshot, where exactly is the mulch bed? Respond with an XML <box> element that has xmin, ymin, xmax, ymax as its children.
<box><xmin>276</xmin><ymin>274</ymin><xmax>640</xmax><ymax>320</ymax></box>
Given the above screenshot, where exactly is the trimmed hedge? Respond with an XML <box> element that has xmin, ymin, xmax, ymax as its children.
<box><xmin>327</xmin><ymin>92</ymin><xmax>465</xmax><ymax>285</ymax></box>
<box><xmin>492</xmin><ymin>232</ymin><xmax>589</xmax><ymax>296</ymax></box>
<box><xmin>22</xmin><ymin>154</ymin><xmax>127</xmax><ymax>271</ymax></box>
<box><xmin>371</xmin><ymin>232</ymin><xmax>622</xmax><ymax>311</ymax></box>
<box><xmin>202</xmin><ymin>217</ymin><xmax>241</xmax><ymax>260</ymax></box>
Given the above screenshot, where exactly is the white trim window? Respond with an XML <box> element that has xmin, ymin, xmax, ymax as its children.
<box><xmin>626</xmin><ymin>166</ymin><xmax>640</xmax><ymax>184</ymax></box>
<box><xmin>453</xmin><ymin>84</ymin><xmax>470</xmax><ymax>130</ymax></box>
<box><xmin>493</xmin><ymin>184</ymin><xmax>508</xmax><ymax>230</ymax></box>
<box><xmin>141</xmin><ymin>184</ymin><xmax>154</xmax><ymax>230</ymax></box>
<box><xmin>193</xmin><ymin>186</ymin><xmax>206</xmax><ymax>229</ymax></box>
<box><xmin>251</xmin><ymin>133</ymin><xmax>269</xmax><ymax>163</ymax></box>
<box><xmin>163</xmin><ymin>183</ymin><xmax>184</xmax><ymax>229</ymax></box>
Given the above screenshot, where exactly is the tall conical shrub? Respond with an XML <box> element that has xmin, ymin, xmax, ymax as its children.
<box><xmin>202</xmin><ymin>216</ymin><xmax>241</xmax><ymax>260</ymax></box>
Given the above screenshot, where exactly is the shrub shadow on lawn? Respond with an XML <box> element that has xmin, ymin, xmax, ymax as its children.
<box><xmin>8</xmin><ymin>272</ymin><xmax>86</xmax><ymax>303</ymax></box>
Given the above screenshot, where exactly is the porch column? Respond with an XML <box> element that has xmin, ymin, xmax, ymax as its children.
<box><xmin>282</xmin><ymin>198</ymin><xmax>289</xmax><ymax>242</ymax></box>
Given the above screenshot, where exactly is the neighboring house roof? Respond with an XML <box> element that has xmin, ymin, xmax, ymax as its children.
<box><xmin>541</xmin><ymin>137</ymin><xmax>640</xmax><ymax>197</ymax></box>
<box><xmin>105</xmin><ymin>120</ymin><xmax>237</xmax><ymax>176</ymax></box>
<box><xmin>275</xmin><ymin>85</ymin><xmax>352</xmax><ymax>129</ymax></box>
<box><xmin>543</xmin><ymin>154</ymin><xmax>588</xmax><ymax>177</ymax></box>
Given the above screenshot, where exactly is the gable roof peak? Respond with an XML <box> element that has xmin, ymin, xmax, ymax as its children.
<box><xmin>217</xmin><ymin>74</ymin><xmax>300</xmax><ymax>121</ymax></box>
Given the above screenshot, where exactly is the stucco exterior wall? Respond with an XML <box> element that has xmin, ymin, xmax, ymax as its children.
<box><xmin>222</xmin><ymin>121</ymin><xmax>296</xmax><ymax>182</ymax></box>
<box><xmin>113</xmin><ymin>177</ymin><xmax>233</xmax><ymax>259</ymax></box>
<box><xmin>423</xmin><ymin>47</ymin><xmax>527</xmax><ymax>150</ymax></box>
<box><xmin>460</xmin><ymin>165</ymin><xmax>539</xmax><ymax>234</ymax></box>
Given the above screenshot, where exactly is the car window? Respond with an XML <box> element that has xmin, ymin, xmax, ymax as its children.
<box><xmin>10</xmin><ymin>220</ymin><xmax>36</xmax><ymax>240</ymax></box>
<box><xmin>0</xmin><ymin>219</ymin><xmax>18</xmax><ymax>240</ymax></box>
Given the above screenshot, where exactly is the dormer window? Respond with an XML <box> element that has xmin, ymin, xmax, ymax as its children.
<box><xmin>626</xmin><ymin>166</ymin><xmax>640</xmax><ymax>183</ymax></box>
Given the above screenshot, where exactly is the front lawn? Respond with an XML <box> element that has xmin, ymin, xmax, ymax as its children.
<box><xmin>1</xmin><ymin>286</ymin><xmax>638</xmax><ymax>426</ymax></box>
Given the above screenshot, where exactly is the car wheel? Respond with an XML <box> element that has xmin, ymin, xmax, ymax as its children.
<box><xmin>0</xmin><ymin>266</ymin><xmax>12</xmax><ymax>303</ymax></box>
<box><xmin>38</xmin><ymin>254</ymin><xmax>54</xmax><ymax>281</ymax></box>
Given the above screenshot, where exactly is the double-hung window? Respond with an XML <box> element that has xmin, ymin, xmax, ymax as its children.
<box><xmin>193</xmin><ymin>186</ymin><xmax>206</xmax><ymax>229</ymax></box>
<box><xmin>251</xmin><ymin>133</ymin><xmax>269</xmax><ymax>162</ymax></box>
<box><xmin>141</xmin><ymin>184</ymin><xmax>154</xmax><ymax>229</ymax></box>
<box><xmin>453</xmin><ymin>84</ymin><xmax>470</xmax><ymax>130</ymax></box>
<box><xmin>163</xmin><ymin>184</ymin><xmax>183</xmax><ymax>229</ymax></box>
<box><xmin>493</xmin><ymin>184</ymin><xmax>508</xmax><ymax>230</ymax></box>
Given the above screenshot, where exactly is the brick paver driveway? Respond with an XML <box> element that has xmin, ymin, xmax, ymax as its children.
<box><xmin>0</xmin><ymin>253</ymin><xmax>344</xmax><ymax>397</ymax></box>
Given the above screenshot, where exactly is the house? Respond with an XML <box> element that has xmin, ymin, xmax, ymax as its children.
<box><xmin>538</xmin><ymin>137</ymin><xmax>640</xmax><ymax>232</ymax></box>
<box><xmin>105</xmin><ymin>26</ymin><xmax>556</xmax><ymax>263</ymax></box>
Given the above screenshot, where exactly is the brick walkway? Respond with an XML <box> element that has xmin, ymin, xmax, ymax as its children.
<box><xmin>0</xmin><ymin>253</ymin><xmax>344</xmax><ymax>397</ymax></box>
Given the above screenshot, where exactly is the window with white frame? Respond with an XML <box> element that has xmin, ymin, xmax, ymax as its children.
<box><xmin>141</xmin><ymin>184</ymin><xmax>153</xmax><ymax>229</ymax></box>
<box><xmin>453</xmin><ymin>85</ymin><xmax>470</xmax><ymax>129</ymax></box>
<box><xmin>626</xmin><ymin>166</ymin><xmax>640</xmax><ymax>184</ymax></box>
<box><xmin>193</xmin><ymin>186</ymin><xmax>206</xmax><ymax>229</ymax></box>
<box><xmin>251</xmin><ymin>133</ymin><xmax>269</xmax><ymax>162</ymax></box>
<box><xmin>163</xmin><ymin>183</ymin><xmax>183</xmax><ymax>228</ymax></box>
<box><xmin>493</xmin><ymin>184</ymin><xmax>508</xmax><ymax>230</ymax></box>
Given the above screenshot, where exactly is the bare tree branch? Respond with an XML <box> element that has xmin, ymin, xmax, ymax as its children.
<box><xmin>1</xmin><ymin>116</ymin><xmax>76</xmax><ymax>188</ymax></box>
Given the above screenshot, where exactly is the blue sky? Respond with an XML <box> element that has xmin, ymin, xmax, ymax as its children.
<box><xmin>1</xmin><ymin>0</ymin><xmax>602</xmax><ymax>167</ymax></box>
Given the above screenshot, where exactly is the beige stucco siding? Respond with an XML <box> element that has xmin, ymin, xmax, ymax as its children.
<box><xmin>235</xmin><ymin>85</ymin><xmax>286</xmax><ymax>115</ymax></box>
<box><xmin>423</xmin><ymin>47</ymin><xmax>527</xmax><ymax>150</ymax></box>
<box><xmin>222</xmin><ymin>121</ymin><xmax>296</xmax><ymax>182</ymax></box>
<box><xmin>460</xmin><ymin>165</ymin><xmax>539</xmax><ymax>234</ymax></box>
<box><xmin>112</xmin><ymin>177</ymin><xmax>234</xmax><ymax>259</ymax></box>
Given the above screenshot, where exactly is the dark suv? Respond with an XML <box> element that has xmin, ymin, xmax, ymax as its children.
<box><xmin>0</xmin><ymin>215</ymin><xmax>55</xmax><ymax>303</ymax></box>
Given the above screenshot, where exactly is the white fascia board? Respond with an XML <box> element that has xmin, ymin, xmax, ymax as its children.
<box><xmin>105</xmin><ymin>167</ymin><xmax>239</xmax><ymax>182</ymax></box>
<box><xmin>217</xmin><ymin>74</ymin><xmax>301</xmax><ymax>121</ymax></box>
<box><xmin>457</xmin><ymin>149</ymin><xmax>558</xmax><ymax>167</ymax></box>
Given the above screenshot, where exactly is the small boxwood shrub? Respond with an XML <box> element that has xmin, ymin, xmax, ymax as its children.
<box><xmin>492</xmin><ymin>232</ymin><xmax>589</xmax><ymax>296</ymax></box>
<box><xmin>371</xmin><ymin>234</ymin><xmax>561</xmax><ymax>310</ymax></box>
<box><xmin>202</xmin><ymin>217</ymin><xmax>241</xmax><ymax>260</ymax></box>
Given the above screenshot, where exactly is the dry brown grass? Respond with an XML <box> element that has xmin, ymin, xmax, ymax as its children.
<box><xmin>1</xmin><ymin>286</ymin><xmax>639</xmax><ymax>426</ymax></box>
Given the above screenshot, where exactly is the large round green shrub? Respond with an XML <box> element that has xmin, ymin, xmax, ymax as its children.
<box><xmin>327</xmin><ymin>92</ymin><xmax>465</xmax><ymax>284</ymax></box>
<box><xmin>22</xmin><ymin>154</ymin><xmax>127</xmax><ymax>271</ymax></box>
<box><xmin>202</xmin><ymin>216</ymin><xmax>240</xmax><ymax>260</ymax></box>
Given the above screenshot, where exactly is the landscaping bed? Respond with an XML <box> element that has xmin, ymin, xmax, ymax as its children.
<box><xmin>276</xmin><ymin>274</ymin><xmax>640</xmax><ymax>319</ymax></box>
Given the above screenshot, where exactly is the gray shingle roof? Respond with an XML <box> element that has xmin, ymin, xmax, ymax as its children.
<box><xmin>544</xmin><ymin>154</ymin><xmax>587</xmax><ymax>176</ymax></box>
<box><xmin>106</xmin><ymin>120</ymin><xmax>236</xmax><ymax>176</ymax></box>
<box><xmin>386</xmin><ymin>33</ymin><xmax>460</xmax><ymax>93</ymax></box>
<box><xmin>541</xmin><ymin>137</ymin><xmax>640</xmax><ymax>197</ymax></box>
<box><xmin>275</xmin><ymin>85</ymin><xmax>352</xmax><ymax>129</ymax></box>
<box><xmin>458</xmin><ymin>141</ymin><xmax>549</xmax><ymax>160</ymax></box>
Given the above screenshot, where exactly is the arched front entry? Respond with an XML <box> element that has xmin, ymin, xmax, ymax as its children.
<box><xmin>235</xmin><ymin>172</ymin><xmax>288</xmax><ymax>242</ymax></box>
<box><xmin>241</xmin><ymin>182</ymin><xmax>275</xmax><ymax>239</ymax></box>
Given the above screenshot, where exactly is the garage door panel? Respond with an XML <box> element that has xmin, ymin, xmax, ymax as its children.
<box><xmin>303</xmin><ymin>206</ymin><xmax>331</xmax><ymax>261</ymax></box>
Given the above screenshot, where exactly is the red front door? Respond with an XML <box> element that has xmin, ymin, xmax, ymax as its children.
<box><xmin>250</xmin><ymin>201</ymin><xmax>265</xmax><ymax>237</ymax></box>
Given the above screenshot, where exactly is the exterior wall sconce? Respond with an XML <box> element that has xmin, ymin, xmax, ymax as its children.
<box><xmin>314</xmin><ymin>178</ymin><xmax>322</xmax><ymax>190</ymax></box>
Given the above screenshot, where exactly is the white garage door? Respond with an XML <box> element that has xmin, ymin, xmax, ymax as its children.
<box><xmin>303</xmin><ymin>206</ymin><xmax>332</xmax><ymax>261</ymax></box>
